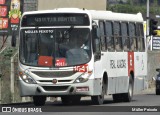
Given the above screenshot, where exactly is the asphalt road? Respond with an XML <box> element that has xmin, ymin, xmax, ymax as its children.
<box><xmin>0</xmin><ymin>88</ymin><xmax>160</xmax><ymax>115</ymax></box>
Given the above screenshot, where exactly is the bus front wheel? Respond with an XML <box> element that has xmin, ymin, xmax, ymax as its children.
<box><xmin>33</xmin><ymin>96</ymin><xmax>46</xmax><ymax>106</ymax></box>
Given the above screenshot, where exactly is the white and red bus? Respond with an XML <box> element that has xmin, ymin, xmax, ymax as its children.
<box><xmin>13</xmin><ymin>8</ymin><xmax>147</xmax><ymax>106</ymax></box>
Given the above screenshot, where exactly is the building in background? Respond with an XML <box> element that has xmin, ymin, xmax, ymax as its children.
<box><xmin>108</xmin><ymin>0</ymin><xmax>127</xmax><ymax>4</ymax></box>
<box><xmin>23</xmin><ymin>0</ymin><xmax>37</xmax><ymax>11</ymax></box>
<box><xmin>38</xmin><ymin>0</ymin><xmax>106</xmax><ymax>10</ymax></box>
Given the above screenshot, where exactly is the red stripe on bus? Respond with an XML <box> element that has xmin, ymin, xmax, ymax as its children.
<box><xmin>128</xmin><ymin>52</ymin><xmax>134</xmax><ymax>77</ymax></box>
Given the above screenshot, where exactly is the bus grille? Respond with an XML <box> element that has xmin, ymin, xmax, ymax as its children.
<box><xmin>38</xmin><ymin>80</ymin><xmax>72</xmax><ymax>83</ymax></box>
<box><xmin>32</xmin><ymin>71</ymin><xmax>76</xmax><ymax>78</ymax></box>
<box><xmin>42</xmin><ymin>86</ymin><xmax>69</xmax><ymax>91</ymax></box>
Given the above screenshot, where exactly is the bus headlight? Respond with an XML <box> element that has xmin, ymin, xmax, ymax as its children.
<box><xmin>19</xmin><ymin>72</ymin><xmax>37</xmax><ymax>84</ymax></box>
<box><xmin>74</xmin><ymin>71</ymin><xmax>92</xmax><ymax>83</ymax></box>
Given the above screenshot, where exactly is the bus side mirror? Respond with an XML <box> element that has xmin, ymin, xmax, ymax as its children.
<box><xmin>92</xmin><ymin>25</ymin><xmax>100</xmax><ymax>38</ymax></box>
<box><xmin>11</xmin><ymin>32</ymin><xmax>17</xmax><ymax>47</ymax></box>
<box><xmin>92</xmin><ymin>25</ymin><xmax>100</xmax><ymax>53</ymax></box>
<box><xmin>92</xmin><ymin>25</ymin><xmax>100</xmax><ymax>60</ymax></box>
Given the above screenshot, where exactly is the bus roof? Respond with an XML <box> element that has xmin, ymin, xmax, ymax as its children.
<box><xmin>89</xmin><ymin>10</ymin><xmax>143</xmax><ymax>23</ymax></box>
<box><xmin>22</xmin><ymin>8</ymin><xmax>89</xmax><ymax>15</ymax></box>
<box><xmin>22</xmin><ymin>8</ymin><xmax>143</xmax><ymax>23</ymax></box>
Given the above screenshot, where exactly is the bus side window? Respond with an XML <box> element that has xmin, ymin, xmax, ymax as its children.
<box><xmin>140</xmin><ymin>24</ymin><xmax>145</xmax><ymax>51</ymax></box>
<box><xmin>129</xmin><ymin>23</ymin><xmax>137</xmax><ymax>51</ymax></box>
<box><xmin>113</xmin><ymin>22</ymin><xmax>122</xmax><ymax>51</ymax></box>
<box><xmin>136</xmin><ymin>23</ymin><xmax>141</xmax><ymax>51</ymax></box>
<box><xmin>134</xmin><ymin>23</ymin><xmax>138</xmax><ymax>51</ymax></box>
<box><xmin>105</xmin><ymin>21</ymin><xmax>114</xmax><ymax>51</ymax></box>
<box><xmin>136</xmin><ymin>23</ymin><xmax>145</xmax><ymax>52</ymax></box>
<box><xmin>99</xmin><ymin>21</ymin><xmax>106</xmax><ymax>51</ymax></box>
<box><xmin>121</xmin><ymin>22</ymin><xmax>129</xmax><ymax>51</ymax></box>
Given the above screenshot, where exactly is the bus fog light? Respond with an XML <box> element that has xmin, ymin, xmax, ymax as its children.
<box><xmin>74</xmin><ymin>72</ymin><xmax>92</xmax><ymax>83</ymax></box>
<box><xmin>76</xmin><ymin>87</ymin><xmax>89</xmax><ymax>92</ymax></box>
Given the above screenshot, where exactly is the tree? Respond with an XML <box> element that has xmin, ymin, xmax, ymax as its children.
<box><xmin>107</xmin><ymin>0</ymin><xmax>160</xmax><ymax>16</ymax></box>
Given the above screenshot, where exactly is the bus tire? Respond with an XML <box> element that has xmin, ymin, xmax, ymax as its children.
<box><xmin>33</xmin><ymin>96</ymin><xmax>46</xmax><ymax>106</ymax></box>
<box><xmin>61</xmin><ymin>96</ymin><xmax>81</xmax><ymax>105</ymax></box>
<box><xmin>123</xmin><ymin>75</ymin><xmax>133</xmax><ymax>102</ymax></box>
<box><xmin>91</xmin><ymin>80</ymin><xmax>105</xmax><ymax>105</ymax></box>
<box><xmin>156</xmin><ymin>89</ymin><xmax>160</xmax><ymax>95</ymax></box>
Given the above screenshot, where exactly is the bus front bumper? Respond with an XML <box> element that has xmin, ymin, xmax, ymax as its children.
<box><xmin>19</xmin><ymin>79</ymin><xmax>101</xmax><ymax>97</ymax></box>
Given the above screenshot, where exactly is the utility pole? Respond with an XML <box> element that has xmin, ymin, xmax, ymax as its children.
<box><xmin>10</xmin><ymin>51</ymin><xmax>18</xmax><ymax>103</ymax></box>
<box><xmin>146</xmin><ymin>0</ymin><xmax>150</xmax><ymax>50</ymax></box>
<box><xmin>146</xmin><ymin>0</ymin><xmax>150</xmax><ymax>90</ymax></box>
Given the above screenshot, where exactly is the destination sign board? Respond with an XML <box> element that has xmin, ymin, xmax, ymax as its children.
<box><xmin>22</xmin><ymin>13</ymin><xmax>90</xmax><ymax>27</ymax></box>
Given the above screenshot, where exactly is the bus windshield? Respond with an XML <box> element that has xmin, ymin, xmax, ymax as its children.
<box><xmin>19</xmin><ymin>28</ymin><xmax>91</xmax><ymax>67</ymax></box>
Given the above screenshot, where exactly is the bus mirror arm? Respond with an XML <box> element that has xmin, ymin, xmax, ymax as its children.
<box><xmin>92</xmin><ymin>25</ymin><xmax>100</xmax><ymax>38</ymax></box>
